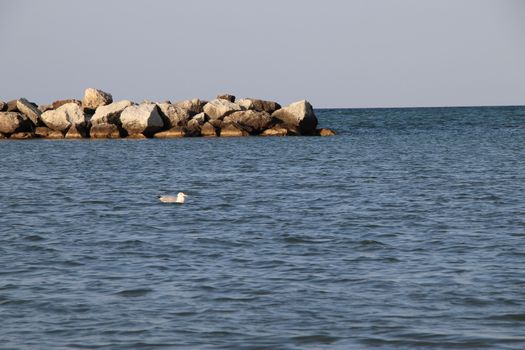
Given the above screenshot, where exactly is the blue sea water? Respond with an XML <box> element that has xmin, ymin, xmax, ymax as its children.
<box><xmin>1</xmin><ymin>106</ymin><xmax>525</xmax><ymax>349</ymax></box>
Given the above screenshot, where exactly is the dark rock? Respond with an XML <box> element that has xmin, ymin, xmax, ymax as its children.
<box><xmin>0</xmin><ymin>112</ymin><xmax>32</xmax><ymax>134</ymax></box>
<box><xmin>52</xmin><ymin>99</ymin><xmax>82</xmax><ymax>110</ymax></box>
<box><xmin>217</xmin><ymin>94</ymin><xmax>236</xmax><ymax>103</ymax></box>
<box><xmin>223</xmin><ymin>110</ymin><xmax>273</xmax><ymax>135</ymax></box>
<box><xmin>90</xmin><ymin>123</ymin><xmax>123</xmax><ymax>138</ymax></box>
<box><xmin>35</xmin><ymin>127</ymin><xmax>64</xmax><ymax>139</ymax></box>
<box><xmin>201</xmin><ymin>122</ymin><xmax>217</xmax><ymax>137</ymax></box>
<box><xmin>237</xmin><ymin>98</ymin><xmax>281</xmax><ymax>114</ymax></box>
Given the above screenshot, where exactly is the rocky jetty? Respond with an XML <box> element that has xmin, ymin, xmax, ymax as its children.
<box><xmin>0</xmin><ymin>88</ymin><xmax>335</xmax><ymax>140</ymax></box>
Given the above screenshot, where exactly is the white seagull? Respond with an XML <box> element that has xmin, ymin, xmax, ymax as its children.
<box><xmin>159</xmin><ymin>192</ymin><xmax>188</xmax><ymax>204</ymax></box>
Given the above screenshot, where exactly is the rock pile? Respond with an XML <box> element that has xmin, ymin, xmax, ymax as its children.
<box><xmin>0</xmin><ymin>88</ymin><xmax>336</xmax><ymax>140</ymax></box>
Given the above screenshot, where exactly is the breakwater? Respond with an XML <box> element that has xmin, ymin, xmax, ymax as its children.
<box><xmin>0</xmin><ymin>89</ymin><xmax>335</xmax><ymax>139</ymax></box>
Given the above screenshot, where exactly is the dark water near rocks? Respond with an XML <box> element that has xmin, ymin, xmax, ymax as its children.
<box><xmin>1</xmin><ymin>106</ymin><xmax>525</xmax><ymax>349</ymax></box>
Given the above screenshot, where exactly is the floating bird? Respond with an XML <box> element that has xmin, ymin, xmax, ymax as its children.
<box><xmin>159</xmin><ymin>192</ymin><xmax>188</xmax><ymax>204</ymax></box>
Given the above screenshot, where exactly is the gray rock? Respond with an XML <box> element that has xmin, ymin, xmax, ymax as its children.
<box><xmin>38</xmin><ymin>104</ymin><xmax>54</xmax><ymax>113</ymax></box>
<box><xmin>120</xmin><ymin>104</ymin><xmax>164</xmax><ymax>137</ymax></box>
<box><xmin>237</xmin><ymin>98</ymin><xmax>281</xmax><ymax>114</ymax></box>
<box><xmin>90</xmin><ymin>123</ymin><xmax>122</xmax><ymax>138</ymax></box>
<box><xmin>82</xmin><ymin>88</ymin><xmax>113</xmax><ymax>111</ymax></box>
<box><xmin>156</xmin><ymin>103</ymin><xmax>192</xmax><ymax>128</ymax></box>
<box><xmin>0</xmin><ymin>112</ymin><xmax>31</xmax><ymax>134</ymax></box>
<box><xmin>184</xmin><ymin>119</ymin><xmax>202</xmax><ymax>137</ymax></box>
<box><xmin>16</xmin><ymin>98</ymin><xmax>42</xmax><ymax>126</ymax></box>
<box><xmin>91</xmin><ymin>100</ymin><xmax>133</xmax><ymax>126</ymax></box>
<box><xmin>41</xmin><ymin>103</ymin><xmax>88</xmax><ymax>133</ymax></box>
<box><xmin>272</xmin><ymin>100</ymin><xmax>317</xmax><ymax>135</ymax></box>
<box><xmin>203</xmin><ymin>99</ymin><xmax>241</xmax><ymax>120</ymax></box>
<box><xmin>217</xmin><ymin>94</ymin><xmax>236</xmax><ymax>103</ymax></box>
<box><xmin>173</xmin><ymin>98</ymin><xmax>205</xmax><ymax>116</ymax></box>
<box><xmin>223</xmin><ymin>110</ymin><xmax>273</xmax><ymax>135</ymax></box>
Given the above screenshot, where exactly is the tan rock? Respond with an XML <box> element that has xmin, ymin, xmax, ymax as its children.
<box><xmin>120</xmin><ymin>104</ymin><xmax>164</xmax><ymax>137</ymax></box>
<box><xmin>35</xmin><ymin>127</ymin><xmax>64</xmax><ymax>139</ymax></box>
<box><xmin>82</xmin><ymin>88</ymin><xmax>113</xmax><ymax>111</ymax></box>
<box><xmin>0</xmin><ymin>132</ymin><xmax>7</xmax><ymax>139</ymax></box>
<box><xmin>65</xmin><ymin>124</ymin><xmax>87</xmax><ymax>139</ymax></box>
<box><xmin>237</xmin><ymin>98</ymin><xmax>281</xmax><ymax>114</ymax></box>
<box><xmin>126</xmin><ymin>133</ymin><xmax>147</xmax><ymax>139</ymax></box>
<box><xmin>153</xmin><ymin>127</ymin><xmax>185</xmax><ymax>138</ymax></box>
<box><xmin>41</xmin><ymin>103</ymin><xmax>88</xmax><ymax>133</ymax></box>
<box><xmin>219</xmin><ymin>123</ymin><xmax>249</xmax><ymax>137</ymax></box>
<box><xmin>201</xmin><ymin>122</ymin><xmax>217</xmax><ymax>137</ymax></box>
<box><xmin>10</xmin><ymin>132</ymin><xmax>36</xmax><ymax>140</ymax></box>
<box><xmin>203</xmin><ymin>99</ymin><xmax>241</xmax><ymax>120</ymax></box>
<box><xmin>261</xmin><ymin>126</ymin><xmax>288</xmax><ymax>137</ymax></box>
<box><xmin>317</xmin><ymin>128</ymin><xmax>336</xmax><ymax>136</ymax></box>
<box><xmin>90</xmin><ymin>123</ymin><xmax>122</xmax><ymax>138</ymax></box>
<box><xmin>91</xmin><ymin>100</ymin><xmax>133</xmax><ymax>126</ymax></box>
<box><xmin>272</xmin><ymin>100</ymin><xmax>318</xmax><ymax>135</ymax></box>
<box><xmin>0</xmin><ymin>101</ymin><xmax>7</xmax><ymax>112</ymax></box>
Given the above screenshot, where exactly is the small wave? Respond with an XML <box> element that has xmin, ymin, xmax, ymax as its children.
<box><xmin>114</xmin><ymin>288</ymin><xmax>154</xmax><ymax>298</ymax></box>
<box><xmin>292</xmin><ymin>334</ymin><xmax>340</xmax><ymax>345</ymax></box>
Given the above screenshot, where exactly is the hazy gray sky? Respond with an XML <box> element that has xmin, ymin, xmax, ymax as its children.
<box><xmin>1</xmin><ymin>0</ymin><xmax>524</xmax><ymax>107</ymax></box>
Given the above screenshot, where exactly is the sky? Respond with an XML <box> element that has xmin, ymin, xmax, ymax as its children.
<box><xmin>1</xmin><ymin>0</ymin><xmax>524</xmax><ymax>108</ymax></box>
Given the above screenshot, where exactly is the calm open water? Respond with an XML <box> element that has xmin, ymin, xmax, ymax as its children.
<box><xmin>1</xmin><ymin>106</ymin><xmax>525</xmax><ymax>349</ymax></box>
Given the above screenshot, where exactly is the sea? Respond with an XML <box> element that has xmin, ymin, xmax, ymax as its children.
<box><xmin>1</xmin><ymin>106</ymin><xmax>524</xmax><ymax>349</ymax></box>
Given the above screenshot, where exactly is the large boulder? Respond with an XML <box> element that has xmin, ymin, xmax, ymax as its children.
<box><xmin>82</xmin><ymin>88</ymin><xmax>113</xmax><ymax>111</ymax></box>
<box><xmin>156</xmin><ymin>103</ymin><xmax>192</xmax><ymax>128</ymax></box>
<box><xmin>183</xmin><ymin>112</ymin><xmax>207</xmax><ymax>137</ymax></box>
<box><xmin>90</xmin><ymin>123</ymin><xmax>122</xmax><ymax>138</ymax></box>
<box><xmin>90</xmin><ymin>100</ymin><xmax>133</xmax><ymax>126</ymax></box>
<box><xmin>40</xmin><ymin>103</ymin><xmax>88</xmax><ymax>133</ymax></box>
<box><xmin>173</xmin><ymin>98</ymin><xmax>205</xmax><ymax>116</ymax></box>
<box><xmin>203</xmin><ymin>99</ymin><xmax>241</xmax><ymax>120</ymax></box>
<box><xmin>237</xmin><ymin>98</ymin><xmax>281</xmax><ymax>114</ymax></box>
<box><xmin>223</xmin><ymin>110</ymin><xmax>273</xmax><ymax>135</ymax></box>
<box><xmin>0</xmin><ymin>112</ymin><xmax>32</xmax><ymax>134</ymax></box>
<box><xmin>120</xmin><ymin>104</ymin><xmax>164</xmax><ymax>137</ymax></box>
<box><xmin>272</xmin><ymin>100</ymin><xmax>317</xmax><ymax>135</ymax></box>
<box><xmin>16</xmin><ymin>98</ymin><xmax>41</xmax><ymax>126</ymax></box>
